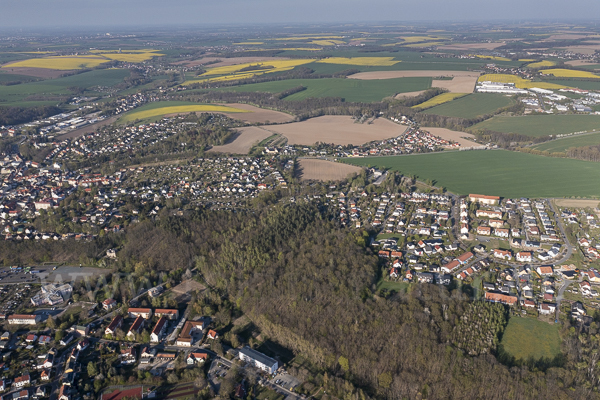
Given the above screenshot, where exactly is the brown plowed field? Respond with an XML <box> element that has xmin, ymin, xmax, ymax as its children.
<box><xmin>209</xmin><ymin>126</ymin><xmax>272</xmax><ymax>154</ymax></box>
<box><xmin>298</xmin><ymin>158</ymin><xmax>362</xmax><ymax>181</ymax></box>
<box><xmin>421</xmin><ymin>127</ymin><xmax>480</xmax><ymax>147</ymax></box>
<box><xmin>265</xmin><ymin>116</ymin><xmax>407</xmax><ymax>145</ymax></box>
<box><xmin>432</xmin><ymin>76</ymin><xmax>478</xmax><ymax>93</ymax></box>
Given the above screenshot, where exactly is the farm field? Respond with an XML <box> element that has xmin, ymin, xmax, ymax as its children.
<box><xmin>532</xmin><ymin>132</ymin><xmax>600</xmax><ymax>152</ymax></box>
<box><xmin>217</xmin><ymin>77</ymin><xmax>433</xmax><ymax>102</ymax></box>
<box><xmin>343</xmin><ymin>150</ymin><xmax>600</xmax><ymax>198</ymax></box>
<box><xmin>209</xmin><ymin>126</ymin><xmax>273</xmax><ymax>154</ymax></box>
<box><xmin>421</xmin><ymin>127</ymin><xmax>480</xmax><ymax>147</ymax></box>
<box><xmin>0</xmin><ymin>68</ymin><xmax>130</xmax><ymax>106</ymax></box>
<box><xmin>297</xmin><ymin>158</ymin><xmax>362</xmax><ymax>181</ymax></box>
<box><xmin>472</xmin><ymin>115</ymin><xmax>600</xmax><ymax>137</ymax></box>
<box><xmin>526</xmin><ymin>60</ymin><xmax>556</xmax><ymax>68</ymax></box>
<box><xmin>216</xmin><ymin>103</ymin><xmax>294</xmax><ymax>124</ymax></box>
<box><xmin>500</xmin><ymin>317</ymin><xmax>561</xmax><ymax>361</ymax></box>
<box><xmin>422</xmin><ymin>93</ymin><xmax>514</xmax><ymax>118</ymax></box>
<box><xmin>315</xmin><ymin>57</ymin><xmax>400</xmax><ymax>66</ymax></box>
<box><xmin>2</xmin><ymin>55</ymin><xmax>109</xmax><ymax>70</ymax></box>
<box><xmin>348</xmin><ymin>70</ymin><xmax>481</xmax><ymax>80</ymax></box>
<box><xmin>542</xmin><ymin>79</ymin><xmax>600</xmax><ymax>91</ymax></box>
<box><xmin>412</xmin><ymin>93</ymin><xmax>467</xmax><ymax>109</ymax></box>
<box><xmin>431</xmin><ymin>76</ymin><xmax>478</xmax><ymax>93</ymax></box>
<box><xmin>541</xmin><ymin>68</ymin><xmax>600</xmax><ymax>79</ymax></box>
<box><xmin>265</xmin><ymin>115</ymin><xmax>407</xmax><ymax>145</ymax></box>
<box><xmin>118</xmin><ymin>102</ymin><xmax>250</xmax><ymax>124</ymax></box>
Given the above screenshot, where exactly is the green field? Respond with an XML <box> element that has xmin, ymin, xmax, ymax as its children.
<box><xmin>532</xmin><ymin>131</ymin><xmax>600</xmax><ymax>152</ymax></box>
<box><xmin>422</xmin><ymin>93</ymin><xmax>514</xmax><ymax>119</ymax></box>
<box><xmin>544</xmin><ymin>79</ymin><xmax>600</xmax><ymax>91</ymax></box>
<box><xmin>343</xmin><ymin>150</ymin><xmax>600</xmax><ymax>198</ymax></box>
<box><xmin>0</xmin><ymin>68</ymin><xmax>130</xmax><ymax>106</ymax></box>
<box><xmin>500</xmin><ymin>317</ymin><xmax>561</xmax><ymax>361</ymax></box>
<box><xmin>376</xmin><ymin>279</ymin><xmax>409</xmax><ymax>294</ymax></box>
<box><xmin>218</xmin><ymin>77</ymin><xmax>432</xmax><ymax>102</ymax></box>
<box><xmin>472</xmin><ymin>115</ymin><xmax>600</xmax><ymax>137</ymax></box>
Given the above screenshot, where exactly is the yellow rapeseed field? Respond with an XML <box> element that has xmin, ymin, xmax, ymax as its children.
<box><xmin>121</xmin><ymin>105</ymin><xmax>250</xmax><ymax>123</ymax></box>
<box><xmin>273</xmin><ymin>36</ymin><xmax>344</xmax><ymax>41</ymax></box>
<box><xmin>233</xmin><ymin>42</ymin><xmax>264</xmax><ymax>45</ymax></box>
<box><xmin>316</xmin><ymin>57</ymin><xmax>400</xmax><ymax>66</ymax></box>
<box><xmin>3</xmin><ymin>56</ymin><xmax>109</xmax><ymax>70</ymax></box>
<box><xmin>518</xmin><ymin>59</ymin><xmax>537</xmax><ymax>62</ymax></box>
<box><xmin>310</xmin><ymin>40</ymin><xmax>345</xmax><ymax>46</ymax></box>
<box><xmin>526</xmin><ymin>60</ymin><xmax>556</xmax><ymax>68</ymax></box>
<box><xmin>474</xmin><ymin>55</ymin><xmax>512</xmax><ymax>62</ymax></box>
<box><xmin>477</xmin><ymin>74</ymin><xmax>569</xmax><ymax>89</ymax></box>
<box><xmin>540</xmin><ymin>68</ymin><xmax>600</xmax><ymax>79</ymax></box>
<box><xmin>399</xmin><ymin>36</ymin><xmax>447</xmax><ymax>43</ymax></box>
<box><xmin>100</xmin><ymin>52</ymin><xmax>164</xmax><ymax>62</ymax></box>
<box><xmin>412</xmin><ymin>93</ymin><xmax>468</xmax><ymax>109</ymax></box>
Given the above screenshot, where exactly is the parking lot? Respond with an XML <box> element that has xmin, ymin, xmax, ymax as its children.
<box><xmin>272</xmin><ymin>372</ymin><xmax>301</xmax><ymax>392</ymax></box>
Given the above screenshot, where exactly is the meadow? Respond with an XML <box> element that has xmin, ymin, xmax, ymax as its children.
<box><xmin>216</xmin><ymin>77</ymin><xmax>433</xmax><ymax>103</ymax></box>
<box><xmin>343</xmin><ymin>150</ymin><xmax>600</xmax><ymax>198</ymax></box>
<box><xmin>118</xmin><ymin>101</ymin><xmax>249</xmax><ymax>124</ymax></box>
<box><xmin>0</xmin><ymin>69</ymin><xmax>130</xmax><ymax>106</ymax></box>
<box><xmin>500</xmin><ymin>317</ymin><xmax>561</xmax><ymax>361</ymax></box>
<box><xmin>412</xmin><ymin>92</ymin><xmax>467</xmax><ymax>109</ymax></box>
<box><xmin>532</xmin><ymin>131</ymin><xmax>600</xmax><ymax>152</ymax></box>
<box><xmin>472</xmin><ymin>114</ymin><xmax>600</xmax><ymax>137</ymax></box>
<box><xmin>421</xmin><ymin>93</ymin><xmax>514</xmax><ymax>118</ymax></box>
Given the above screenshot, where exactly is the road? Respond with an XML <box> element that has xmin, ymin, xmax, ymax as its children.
<box><xmin>555</xmin><ymin>279</ymin><xmax>576</xmax><ymax>321</ymax></box>
<box><xmin>547</xmin><ymin>199</ymin><xmax>574</xmax><ymax>265</ymax></box>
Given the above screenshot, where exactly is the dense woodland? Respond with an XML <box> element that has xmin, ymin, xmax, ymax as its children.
<box><xmin>0</xmin><ymin>105</ymin><xmax>62</xmax><ymax>126</ymax></box>
<box><xmin>3</xmin><ymin>195</ymin><xmax>600</xmax><ymax>399</ymax></box>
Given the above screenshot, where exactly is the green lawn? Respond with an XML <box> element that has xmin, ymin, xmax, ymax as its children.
<box><xmin>0</xmin><ymin>68</ymin><xmax>130</xmax><ymax>106</ymax></box>
<box><xmin>472</xmin><ymin>114</ymin><xmax>600</xmax><ymax>137</ymax></box>
<box><xmin>500</xmin><ymin>317</ymin><xmax>561</xmax><ymax>361</ymax></box>
<box><xmin>376</xmin><ymin>279</ymin><xmax>409</xmax><ymax>293</ymax></box>
<box><xmin>217</xmin><ymin>77</ymin><xmax>432</xmax><ymax>102</ymax></box>
<box><xmin>422</xmin><ymin>93</ymin><xmax>514</xmax><ymax>119</ymax></box>
<box><xmin>343</xmin><ymin>150</ymin><xmax>600</xmax><ymax>198</ymax></box>
<box><xmin>532</xmin><ymin>131</ymin><xmax>600</xmax><ymax>152</ymax></box>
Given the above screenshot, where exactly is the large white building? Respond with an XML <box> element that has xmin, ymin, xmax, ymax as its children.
<box><xmin>476</xmin><ymin>81</ymin><xmax>529</xmax><ymax>94</ymax></box>
<box><xmin>8</xmin><ymin>314</ymin><xmax>41</xmax><ymax>325</ymax></box>
<box><xmin>238</xmin><ymin>347</ymin><xmax>279</xmax><ymax>374</ymax></box>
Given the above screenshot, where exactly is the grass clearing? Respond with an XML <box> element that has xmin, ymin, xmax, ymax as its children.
<box><xmin>343</xmin><ymin>149</ymin><xmax>600</xmax><ymax>198</ymax></box>
<box><xmin>412</xmin><ymin>93</ymin><xmax>468</xmax><ymax>109</ymax></box>
<box><xmin>472</xmin><ymin>114</ymin><xmax>600</xmax><ymax>137</ymax></box>
<box><xmin>532</xmin><ymin>131</ymin><xmax>600</xmax><ymax>152</ymax></box>
<box><xmin>421</xmin><ymin>93</ymin><xmax>514</xmax><ymax>118</ymax></box>
<box><xmin>217</xmin><ymin>77</ymin><xmax>432</xmax><ymax>103</ymax></box>
<box><xmin>376</xmin><ymin>279</ymin><xmax>409</xmax><ymax>294</ymax></box>
<box><xmin>500</xmin><ymin>317</ymin><xmax>561</xmax><ymax>361</ymax></box>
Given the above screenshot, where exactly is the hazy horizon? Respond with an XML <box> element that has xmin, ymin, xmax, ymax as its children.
<box><xmin>3</xmin><ymin>0</ymin><xmax>600</xmax><ymax>30</ymax></box>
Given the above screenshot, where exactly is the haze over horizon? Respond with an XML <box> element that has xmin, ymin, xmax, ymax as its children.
<box><xmin>3</xmin><ymin>0</ymin><xmax>600</xmax><ymax>29</ymax></box>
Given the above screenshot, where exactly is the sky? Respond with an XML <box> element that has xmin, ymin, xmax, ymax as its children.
<box><xmin>2</xmin><ymin>0</ymin><xmax>600</xmax><ymax>29</ymax></box>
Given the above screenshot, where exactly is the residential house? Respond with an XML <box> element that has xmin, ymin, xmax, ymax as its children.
<box><xmin>127</xmin><ymin>316</ymin><xmax>145</xmax><ymax>339</ymax></box>
<box><xmin>128</xmin><ymin>308</ymin><xmax>153</xmax><ymax>319</ymax></box>
<box><xmin>493</xmin><ymin>249</ymin><xmax>512</xmax><ymax>260</ymax></box>
<box><xmin>176</xmin><ymin>321</ymin><xmax>204</xmax><ymax>347</ymax></box>
<box><xmin>207</xmin><ymin>330</ymin><xmax>219</xmax><ymax>340</ymax></box>
<box><xmin>516</xmin><ymin>252</ymin><xmax>532</xmax><ymax>262</ymax></box>
<box><xmin>470</xmin><ymin>194</ymin><xmax>500</xmax><ymax>205</ymax></box>
<box><xmin>150</xmin><ymin>316</ymin><xmax>168</xmax><ymax>343</ymax></box>
<box><xmin>539</xmin><ymin>303</ymin><xmax>556</xmax><ymax>315</ymax></box>
<box><xmin>484</xmin><ymin>292</ymin><xmax>518</xmax><ymax>306</ymax></box>
<box><xmin>14</xmin><ymin>374</ymin><xmax>30</xmax><ymax>388</ymax></box>
<box><xmin>187</xmin><ymin>351</ymin><xmax>209</xmax><ymax>365</ymax></box>
<box><xmin>7</xmin><ymin>315</ymin><xmax>40</xmax><ymax>325</ymax></box>
<box><xmin>536</xmin><ymin>266</ymin><xmax>554</xmax><ymax>276</ymax></box>
<box><xmin>105</xmin><ymin>315</ymin><xmax>123</xmax><ymax>336</ymax></box>
<box><xmin>457</xmin><ymin>252</ymin><xmax>474</xmax><ymax>265</ymax></box>
<box><xmin>154</xmin><ymin>309</ymin><xmax>179</xmax><ymax>320</ymax></box>
<box><xmin>477</xmin><ymin>226</ymin><xmax>491</xmax><ymax>236</ymax></box>
<box><xmin>102</xmin><ymin>299</ymin><xmax>117</xmax><ymax>310</ymax></box>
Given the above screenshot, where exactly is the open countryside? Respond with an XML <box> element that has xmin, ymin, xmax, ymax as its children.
<box><xmin>422</xmin><ymin>93</ymin><xmax>515</xmax><ymax>118</ymax></box>
<box><xmin>265</xmin><ymin>115</ymin><xmax>407</xmax><ymax>145</ymax></box>
<box><xmin>343</xmin><ymin>150</ymin><xmax>600</xmax><ymax>198</ymax></box>
<box><xmin>532</xmin><ymin>131</ymin><xmax>600</xmax><ymax>152</ymax></box>
<box><xmin>472</xmin><ymin>115</ymin><xmax>600</xmax><ymax>137</ymax></box>
<box><xmin>216</xmin><ymin>77</ymin><xmax>433</xmax><ymax>103</ymax></box>
<box><xmin>117</xmin><ymin>102</ymin><xmax>250</xmax><ymax>124</ymax></box>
